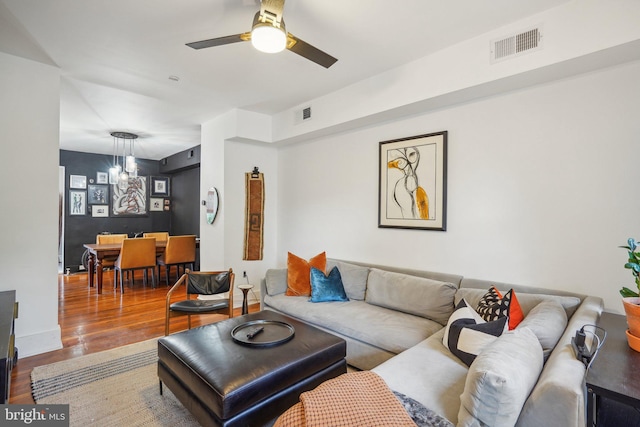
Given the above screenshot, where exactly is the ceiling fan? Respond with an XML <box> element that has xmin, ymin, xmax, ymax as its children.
<box><xmin>186</xmin><ymin>0</ymin><xmax>337</xmax><ymax>68</ymax></box>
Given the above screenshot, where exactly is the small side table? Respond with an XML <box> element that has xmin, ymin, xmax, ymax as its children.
<box><xmin>586</xmin><ymin>312</ymin><xmax>640</xmax><ymax>426</ymax></box>
<box><xmin>238</xmin><ymin>284</ymin><xmax>254</xmax><ymax>315</ymax></box>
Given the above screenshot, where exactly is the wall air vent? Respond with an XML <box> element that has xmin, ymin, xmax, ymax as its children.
<box><xmin>294</xmin><ymin>105</ymin><xmax>312</xmax><ymax>125</ymax></box>
<box><xmin>491</xmin><ymin>26</ymin><xmax>542</xmax><ymax>63</ymax></box>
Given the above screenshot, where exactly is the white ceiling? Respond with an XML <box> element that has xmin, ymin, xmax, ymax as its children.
<box><xmin>1</xmin><ymin>0</ymin><xmax>570</xmax><ymax>160</ymax></box>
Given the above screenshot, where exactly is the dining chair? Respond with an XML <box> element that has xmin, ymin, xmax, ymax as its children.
<box><xmin>113</xmin><ymin>237</ymin><xmax>157</xmax><ymax>293</ymax></box>
<box><xmin>92</xmin><ymin>234</ymin><xmax>128</xmax><ymax>281</ymax></box>
<box><xmin>143</xmin><ymin>232</ymin><xmax>169</xmax><ymax>242</ymax></box>
<box><xmin>165</xmin><ymin>269</ymin><xmax>234</xmax><ymax>335</ymax></box>
<box><xmin>96</xmin><ymin>234</ymin><xmax>128</xmax><ymax>244</ymax></box>
<box><xmin>157</xmin><ymin>235</ymin><xmax>197</xmax><ymax>286</ymax></box>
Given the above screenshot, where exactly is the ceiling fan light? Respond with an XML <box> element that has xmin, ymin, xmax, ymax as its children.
<box><xmin>251</xmin><ymin>24</ymin><xmax>286</xmax><ymax>53</ymax></box>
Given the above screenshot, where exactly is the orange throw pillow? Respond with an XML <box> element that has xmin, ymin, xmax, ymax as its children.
<box><xmin>496</xmin><ymin>288</ymin><xmax>524</xmax><ymax>330</ymax></box>
<box><xmin>286</xmin><ymin>252</ymin><xmax>326</xmax><ymax>296</ymax></box>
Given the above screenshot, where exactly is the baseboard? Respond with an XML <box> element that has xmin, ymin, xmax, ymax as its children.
<box><xmin>15</xmin><ymin>325</ymin><xmax>63</xmax><ymax>358</ymax></box>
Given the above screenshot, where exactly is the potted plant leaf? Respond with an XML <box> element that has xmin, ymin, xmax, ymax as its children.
<box><xmin>620</xmin><ymin>238</ymin><xmax>640</xmax><ymax>351</ymax></box>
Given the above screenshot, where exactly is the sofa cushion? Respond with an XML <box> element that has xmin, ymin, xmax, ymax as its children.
<box><xmin>516</xmin><ymin>300</ymin><xmax>567</xmax><ymax>361</ymax></box>
<box><xmin>265</xmin><ymin>268</ymin><xmax>288</xmax><ymax>296</ymax></box>
<box><xmin>457</xmin><ymin>327</ymin><xmax>544</xmax><ymax>427</ymax></box>
<box><xmin>366</xmin><ymin>268</ymin><xmax>457</xmax><ymax>325</ymax></box>
<box><xmin>444</xmin><ymin>299</ymin><xmax>508</xmax><ymax>367</ymax></box>
<box><xmin>286</xmin><ymin>251</ymin><xmax>326</xmax><ymax>296</ymax></box>
<box><xmin>310</xmin><ymin>267</ymin><xmax>349</xmax><ymax>303</ymax></box>
<box><xmin>264</xmin><ymin>294</ymin><xmax>443</xmax><ymax>355</ymax></box>
<box><xmin>326</xmin><ymin>259</ymin><xmax>369</xmax><ymax>300</ymax></box>
<box><xmin>477</xmin><ymin>287</ymin><xmax>524</xmax><ymax>330</ymax></box>
<box><xmin>456</xmin><ymin>288</ymin><xmax>581</xmax><ymax>319</ymax></box>
<box><xmin>373</xmin><ymin>329</ymin><xmax>467</xmax><ymax>425</ymax></box>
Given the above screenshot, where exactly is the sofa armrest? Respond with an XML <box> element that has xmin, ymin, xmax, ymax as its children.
<box><xmin>516</xmin><ymin>296</ymin><xmax>603</xmax><ymax>427</ymax></box>
<box><xmin>260</xmin><ymin>278</ymin><xmax>267</xmax><ymax>310</ymax></box>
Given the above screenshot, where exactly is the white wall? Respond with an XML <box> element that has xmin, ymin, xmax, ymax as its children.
<box><xmin>276</xmin><ymin>60</ymin><xmax>640</xmax><ymax>314</ymax></box>
<box><xmin>272</xmin><ymin>0</ymin><xmax>640</xmax><ymax>145</ymax></box>
<box><xmin>200</xmin><ymin>113</ymin><xmax>278</xmax><ymax>307</ymax></box>
<box><xmin>224</xmin><ymin>141</ymin><xmax>278</xmax><ymax>306</ymax></box>
<box><xmin>199</xmin><ymin>117</ymin><xmax>227</xmax><ymax>271</ymax></box>
<box><xmin>0</xmin><ymin>52</ymin><xmax>62</xmax><ymax>356</ymax></box>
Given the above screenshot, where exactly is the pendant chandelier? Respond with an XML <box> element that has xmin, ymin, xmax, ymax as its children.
<box><xmin>108</xmin><ymin>131</ymin><xmax>138</xmax><ymax>188</ymax></box>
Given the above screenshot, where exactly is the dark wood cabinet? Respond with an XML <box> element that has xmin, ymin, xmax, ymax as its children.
<box><xmin>0</xmin><ymin>290</ymin><xmax>18</xmax><ymax>403</ymax></box>
<box><xmin>586</xmin><ymin>312</ymin><xmax>640</xmax><ymax>426</ymax></box>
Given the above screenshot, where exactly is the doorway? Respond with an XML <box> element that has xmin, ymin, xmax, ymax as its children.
<box><xmin>58</xmin><ymin>166</ymin><xmax>65</xmax><ymax>273</ymax></box>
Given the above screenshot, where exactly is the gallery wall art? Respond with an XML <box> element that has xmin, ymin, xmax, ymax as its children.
<box><xmin>111</xmin><ymin>176</ymin><xmax>147</xmax><ymax>216</ymax></box>
<box><xmin>378</xmin><ymin>131</ymin><xmax>447</xmax><ymax>230</ymax></box>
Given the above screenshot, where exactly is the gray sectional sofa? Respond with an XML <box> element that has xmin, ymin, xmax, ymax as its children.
<box><xmin>260</xmin><ymin>258</ymin><xmax>604</xmax><ymax>427</ymax></box>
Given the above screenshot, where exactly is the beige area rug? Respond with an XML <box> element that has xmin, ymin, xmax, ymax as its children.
<box><xmin>30</xmin><ymin>339</ymin><xmax>199</xmax><ymax>426</ymax></box>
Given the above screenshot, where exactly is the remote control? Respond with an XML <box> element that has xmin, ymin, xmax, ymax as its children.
<box><xmin>246</xmin><ymin>326</ymin><xmax>264</xmax><ymax>339</ymax></box>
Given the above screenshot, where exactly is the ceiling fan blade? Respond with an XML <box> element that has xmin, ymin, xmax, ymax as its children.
<box><xmin>287</xmin><ymin>33</ymin><xmax>337</xmax><ymax>68</ymax></box>
<box><xmin>186</xmin><ymin>33</ymin><xmax>250</xmax><ymax>50</ymax></box>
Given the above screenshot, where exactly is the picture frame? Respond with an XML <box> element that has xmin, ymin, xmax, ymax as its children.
<box><xmin>91</xmin><ymin>205</ymin><xmax>109</xmax><ymax>217</ymax></box>
<box><xmin>69</xmin><ymin>175</ymin><xmax>87</xmax><ymax>189</ymax></box>
<box><xmin>151</xmin><ymin>176</ymin><xmax>170</xmax><ymax>196</ymax></box>
<box><xmin>69</xmin><ymin>190</ymin><xmax>87</xmax><ymax>215</ymax></box>
<box><xmin>87</xmin><ymin>184</ymin><xmax>109</xmax><ymax>204</ymax></box>
<box><xmin>378</xmin><ymin>131</ymin><xmax>447</xmax><ymax>231</ymax></box>
<box><xmin>96</xmin><ymin>171</ymin><xmax>108</xmax><ymax>184</ymax></box>
<box><xmin>111</xmin><ymin>176</ymin><xmax>147</xmax><ymax>216</ymax></box>
<box><xmin>150</xmin><ymin>197</ymin><xmax>164</xmax><ymax>212</ymax></box>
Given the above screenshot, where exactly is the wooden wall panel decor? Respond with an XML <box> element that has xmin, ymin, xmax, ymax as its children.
<box><xmin>243</xmin><ymin>171</ymin><xmax>264</xmax><ymax>261</ymax></box>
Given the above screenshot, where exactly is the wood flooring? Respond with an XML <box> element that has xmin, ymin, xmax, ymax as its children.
<box><xmin>9</xmin><ymin>271</ymin><xmax>260</xmax><ymax>404</ymax></box>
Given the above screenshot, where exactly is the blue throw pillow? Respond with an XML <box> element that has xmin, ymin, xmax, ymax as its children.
<box><xmin>309</xmin><ymin>266</ymin><xmax>349</xmax><ymax>303</ymax></box>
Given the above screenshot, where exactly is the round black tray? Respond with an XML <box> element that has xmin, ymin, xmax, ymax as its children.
<box><xmin>231</xmin><ymin>320</ymin><xmax>295</xmax><ymax>347</ymax></box>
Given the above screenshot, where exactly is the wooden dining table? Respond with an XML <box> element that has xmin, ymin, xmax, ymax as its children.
<box><xmin>83</xmin><ymin>240</ymin><xmax>198</xmax><ymax>294</ymax></box>
<box><xmin>83</xmin><ymin>242</ymin><xmax>166</xmax><ymax>294</ymax></box>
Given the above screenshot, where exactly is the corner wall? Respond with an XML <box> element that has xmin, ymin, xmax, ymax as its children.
<box><xmin>276</xmin><ymin>60</ymin><xmax>640</xmax><ymax>314</ymax></box>
<box><xmin>199</xmin><ymin>115</ymin><xmax>278</xmax><ymax>307</ymax></box>
<box><xmin>0</xmin><ymin>52</ymin><xmax>62</xmax><ymax>356</ymax></box>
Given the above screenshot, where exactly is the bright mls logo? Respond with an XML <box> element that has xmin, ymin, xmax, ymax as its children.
<box><xmin>1</xmin><ymin>405</ymin><xmax>69</xmax><ymax>426</ymax></box>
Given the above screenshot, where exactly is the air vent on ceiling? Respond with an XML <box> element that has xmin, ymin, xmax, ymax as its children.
<box><xmin>294</xmin><ymin>105</ymin><xmax>312</xmax><ymax>125</ymax></box>
<box><xmin>491</xmin><ymin>26</ymin><xmax>542</xmax><ymax>63</ymax></box>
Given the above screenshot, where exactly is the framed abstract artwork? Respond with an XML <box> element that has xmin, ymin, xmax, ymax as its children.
<box><xmin>69</xmin><ymin>175</ymin><xmax>87</xmax><ymax>189</ymax></box>
<box><xmin>378</xmin><ymin>131</ymin><xmax>447</xmax><ymax>230</ymax></box>
<box><xmin>91</xmin><ymin>205</ymin><xmax>109</xmax><ymax>217</ymax></box>
<box><xmin>69</xmin><ymin>190</ymin><xmax>87</xmax><ymax>215</ymax></box>
<box><xmin>87</xmin><ymin>184</ymin><xmax>108</xmax><ymax>204</ymax></box>
<box><xmin>96</xmin><ymin>171</ymin><xmax>108</xmax><ymax>184</ymax></box>
<box><xmin>151</xmin><ymin>176</ymin><xmax>170</xmax><ymax>196</ymax></box>
<box><xmin>111</xmin><ymin>176</ymin><xmax>147</xmax><ymax>216</ymax></box>
<box><xmin>149</xmin><ymin>197</ymin><xmax>164</xmax><ymax>212</ymax></box>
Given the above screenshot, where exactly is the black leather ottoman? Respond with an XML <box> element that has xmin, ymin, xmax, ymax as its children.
<box><xmin>158</xmin><ymin>310</ymin><xmax>347</xmax><ymax>427</ymax></box>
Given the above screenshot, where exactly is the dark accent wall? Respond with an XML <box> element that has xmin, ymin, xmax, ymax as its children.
<box><xmin>170</xmin><ymin>167</ymin><xmax>200</xmax><ymax>237</ymax></box>
<box><xmin>160</xmin><ymin>145</ymin><xmax>201</xmax><ymax>239</ymax></box>
<box><xmin>60</xmin><ymin>148</ymin><xmax>200</xmax><ymax>272</ymax></box>
<box><xmin>162</xmin><ymin>146</ymin><xmax>201</xmax><ymax>269</ymax></box>
<box><xmin>160</xmin><ymin>145</ymin><xmax>200</xmax><ymax>174</ymax></box>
